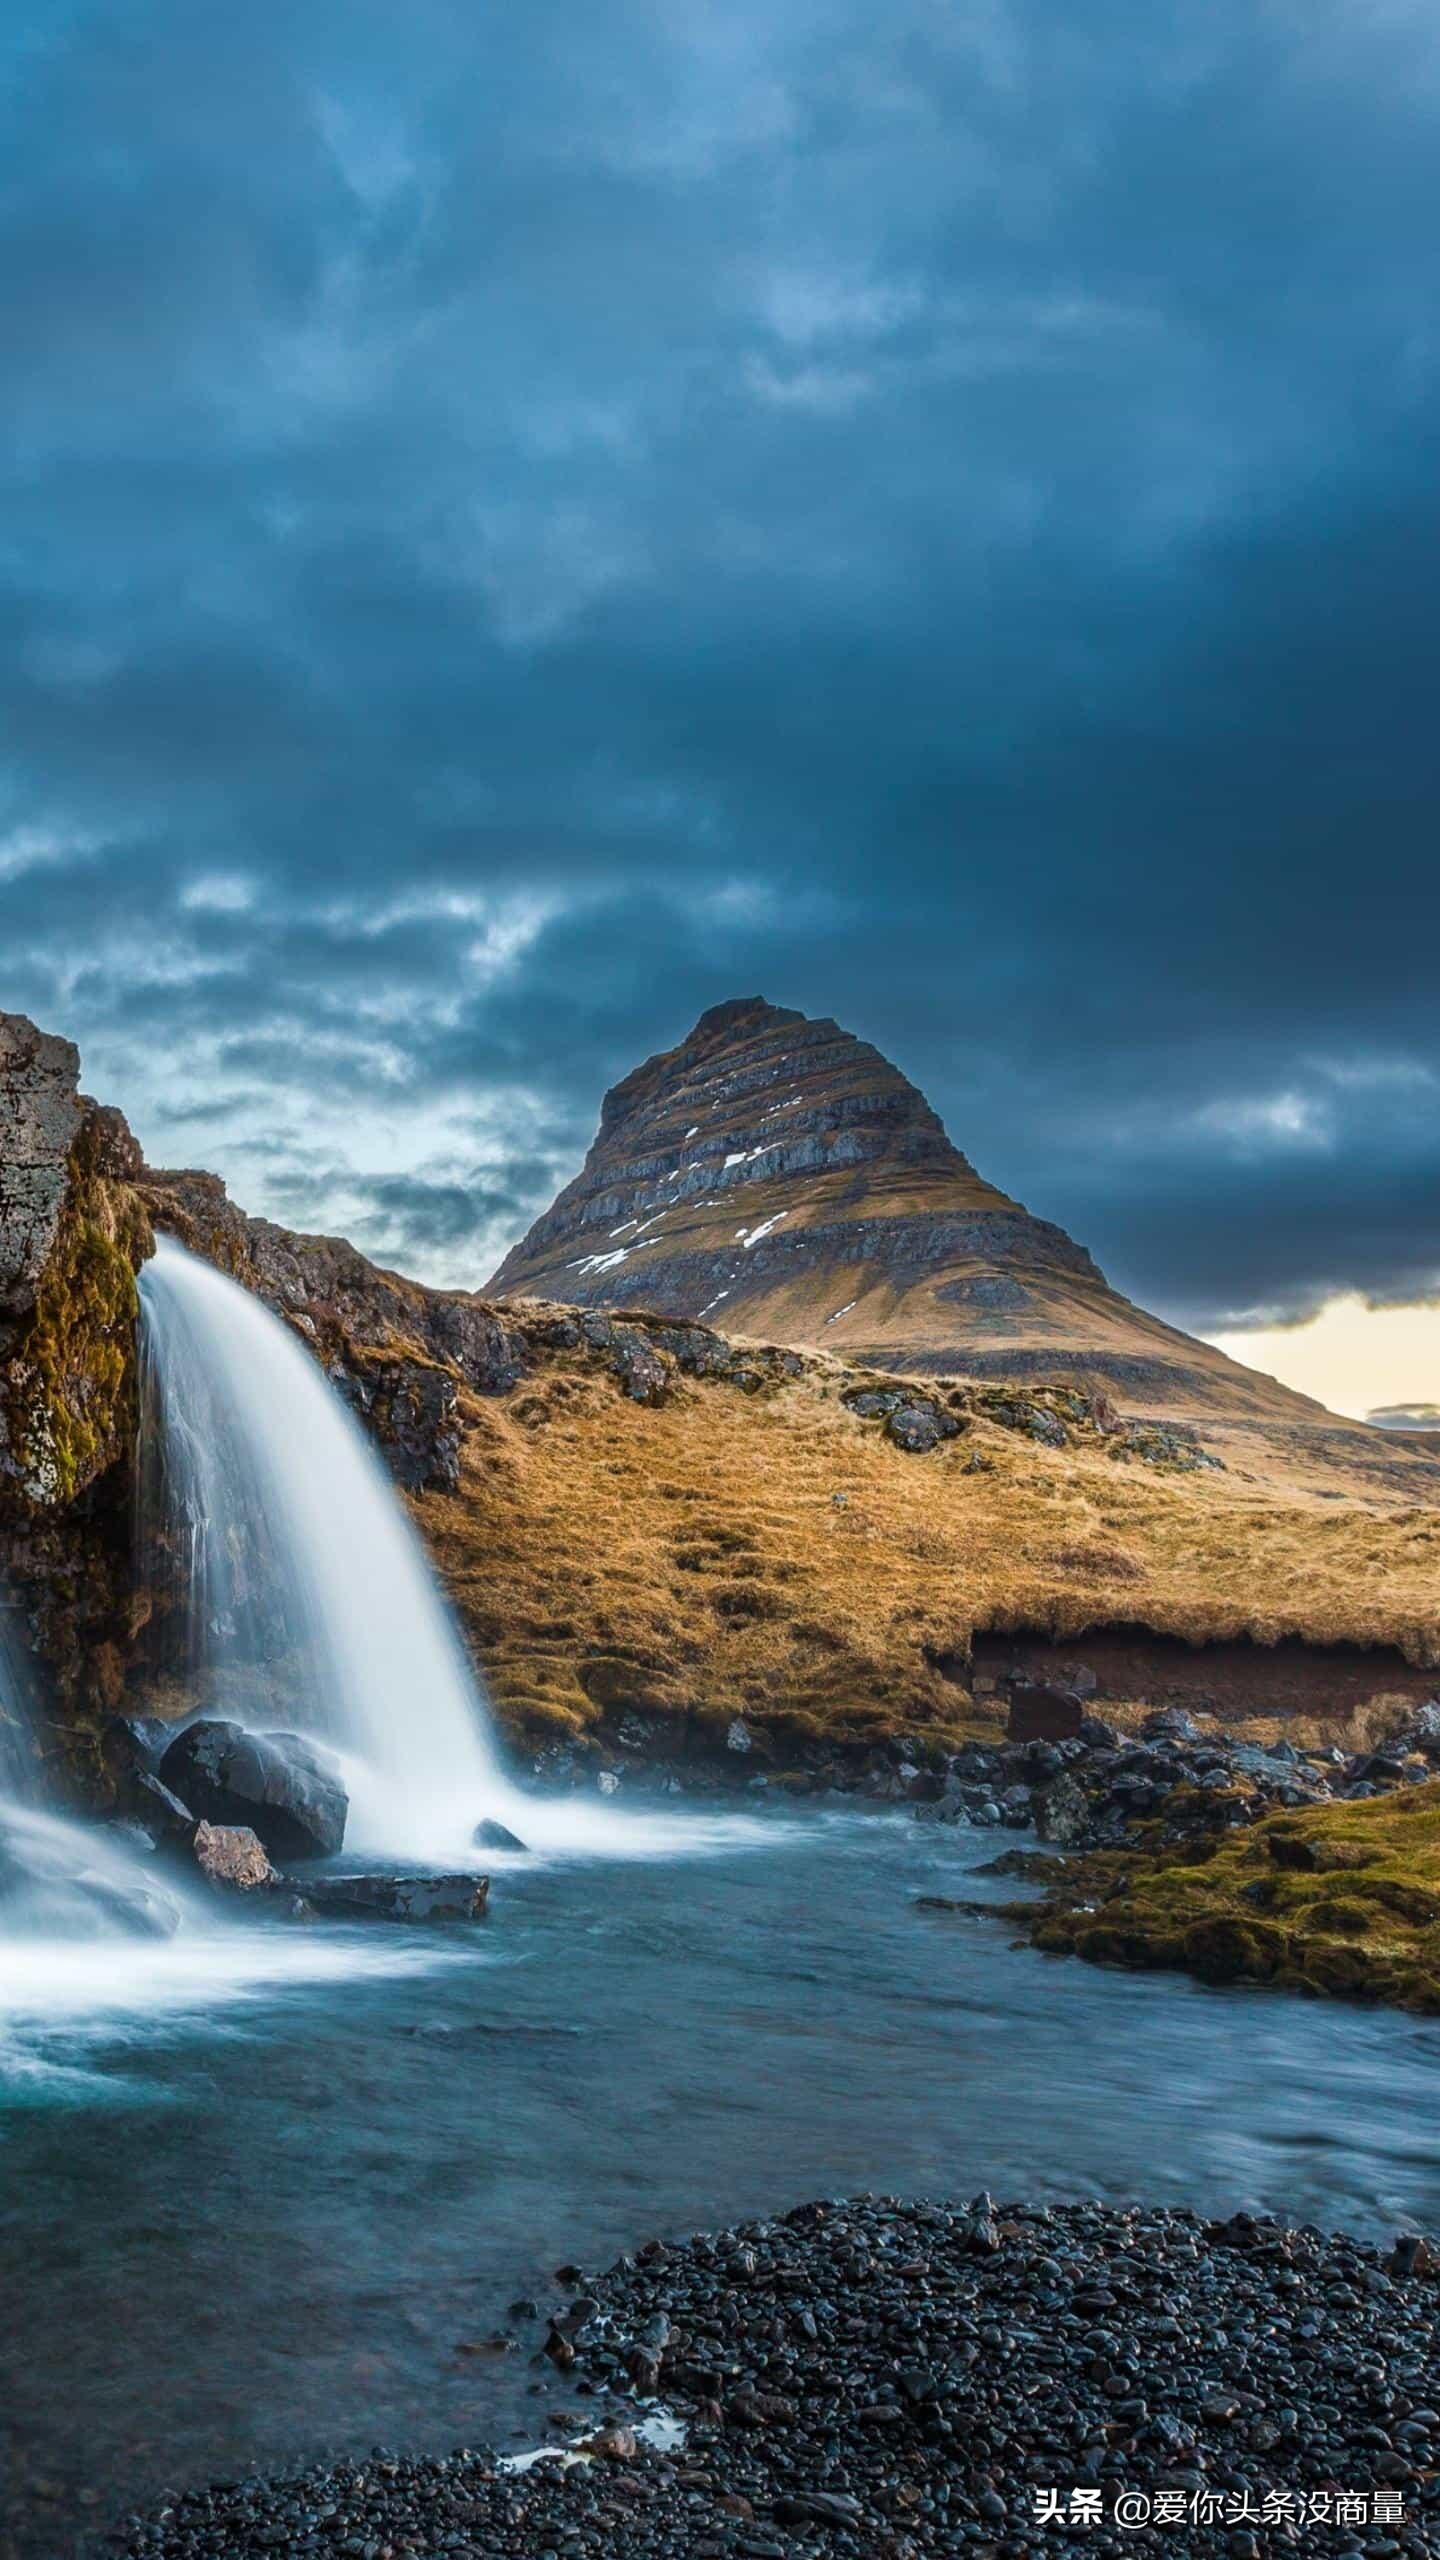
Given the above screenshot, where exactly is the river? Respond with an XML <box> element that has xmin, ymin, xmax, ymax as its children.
<box><xmin>3</xmin><ymin>1803</ymin><xmax>1438</xmax><ymax>2556</ymax></box>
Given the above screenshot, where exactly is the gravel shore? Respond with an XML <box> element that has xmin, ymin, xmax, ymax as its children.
<box><xmin>111</xmin><ymin>2195</ymin><xmax>1440</xmax><ymax>2558</ymax></box>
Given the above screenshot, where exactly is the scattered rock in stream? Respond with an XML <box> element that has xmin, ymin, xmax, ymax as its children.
<box><xmin>188</xmin><ymin>1819</ymin><xmax>279</xmax><ymax>1895</ymax></box>
<box><xmin>112</xmin><ymin>2193</ymin><xmax>1440</xmax><ymax>2557</ymax></box>
<box><xmin>299</xmin><ymin>1872</ymin><xmax>490</xmax><ymax>1923</ymax></box>
<box><xmin>475</xmin><ymin>1818</ymin><xmax>528</xmax><ymax>1852</ymax></box>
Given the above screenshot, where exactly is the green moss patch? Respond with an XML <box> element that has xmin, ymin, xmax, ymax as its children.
<box><xmin>3</xmin><ymin>1175</ymin><xmax>151</xmax><ymax>1505</ymax></box>
<box><xmin>1017</xmin><ymin>1783</ymin><xmax>1440</xmax><ymax>2014</ymax></box>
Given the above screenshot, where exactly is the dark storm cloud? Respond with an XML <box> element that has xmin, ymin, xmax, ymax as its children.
<box><xmin>1</xmin><ymin>0</ymin><xmax>1437</xmax><ymax>1321</ymax></box>
<box><xmin>344</xmin><ymin>1164</ymin><xmax>562</xmax><ymax>1254</ymax></box>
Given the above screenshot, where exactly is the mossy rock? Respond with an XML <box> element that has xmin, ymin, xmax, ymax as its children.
<box><xmin>1267</xmin><ymin>1830</ymin><xmax>1379</xmax><ymax>1875</ymax></box>
<box><xmin>1292</xmin><ymin>1938</ymin><xmax>1386</xmax><ymax>1999</ymax></box>
<box><xmin>1179</xmin><ymin>1913</ymin><xmax>1286</xmax><ymax>1983</ymax></box>
<box><xmin>1383</xmin><ymin>1962</ymin><xmax>1440</xmax><ymax>2016</ymax></box>
<box><xmin>1077</xmin><ymin>1918</ymin><xmax>1187</xmax><ymax>1971</ymax></box>
<box><xmin>1362</xmin><ymin>1877</ymin><xmax>1440</xmax><ymax>1926</ymax></box>
<box><xmin>1297</xmin><ymin>1894</ymin><xmax>1374</xmax><ymax>1939</ymax></box>
<box><xmin>2</xmin><ymin>1175</ymin><xmax>151</xmax><ymax>1507</ymax></box>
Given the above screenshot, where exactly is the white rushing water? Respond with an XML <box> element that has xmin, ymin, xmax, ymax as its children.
<box><xmin>136</xmin><ymin>1238</ymin><xmax>757</xmax><ymax>1866</ymax></box>
<box><xmin>138</xmin><ymin>1236</ymin><xmax>518</xmax><ymax>1859</ymax></box>
<box><xmin>0</xmin><ymin>1606</ymin><xmax>193</xmax><ymax>2032</ymax></box>
<box><xmin>1</xmin><ymin>1594</ymin><xmax>474</xmax><ymax>2077</ymax></box>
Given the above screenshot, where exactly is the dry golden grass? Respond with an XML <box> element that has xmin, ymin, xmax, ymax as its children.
<box><xmin>409</xmin><ymin>1323</ymin><xmax>1440</xmax><ymax>1749</ymax></box>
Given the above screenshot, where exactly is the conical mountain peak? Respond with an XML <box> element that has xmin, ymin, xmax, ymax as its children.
<box><xmin>488</xmin><ymin>999</ymin><xmax>1315</xmax><ymax>1422</ymax></box>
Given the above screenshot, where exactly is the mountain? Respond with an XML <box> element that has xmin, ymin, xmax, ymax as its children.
<box><xmin>489</xmin><ymin>997</ymin><xmax>1323</xmax><ymax>1428</ymax></box>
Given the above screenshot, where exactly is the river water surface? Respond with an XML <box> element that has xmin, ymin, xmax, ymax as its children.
<box><xmin>3</xmin><ymin>1804</ymin><xmax>1439</xmax><ymax>2556</ymax></box>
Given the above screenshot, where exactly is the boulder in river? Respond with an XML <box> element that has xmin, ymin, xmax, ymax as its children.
<box><xmin>301</xmin><ymin>1872</ymin><xmax>490</xmax><ymax>1923</ymax></box>
<box><xmin>129</xmin><ymin>1769</ymin><xmax>198</xmax><ymax>1853</ymax></box>
<box><xmin>474</xmin><ymin>1818</ymin><xmax>527</xmax><ymax>1852</ymax></box>
<box><xmin>159</xmin><ymin>1719</ymin><xmax>347</xmax><ymax>1860</ymax></box>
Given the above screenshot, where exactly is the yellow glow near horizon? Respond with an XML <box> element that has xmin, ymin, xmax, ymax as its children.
<box><xmin>1207</xmin><ymin>1294</ymin><xmax>1440</xmax><ymax>1425</ymax></box>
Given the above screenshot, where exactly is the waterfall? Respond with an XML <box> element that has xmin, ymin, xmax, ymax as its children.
<box><xmin>136</xmin><ymin>1236</ymin><xmax>538</xmax><ymax>1863</ymax></box>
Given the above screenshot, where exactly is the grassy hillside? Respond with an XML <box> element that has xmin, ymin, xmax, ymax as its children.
<box><xmin>410</xmin><ymin>1312</ymin><xmax>1440</xmax><ymax>1750</ymax></box>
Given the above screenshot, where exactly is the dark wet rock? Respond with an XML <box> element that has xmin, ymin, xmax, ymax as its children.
<box><xmin>334</xmin><ymin>1352</ymin><xmax>463</xmax><ymax>1493</ymax></box>
<box><xmin>905</xmin><ymin>1696</ymin><xmax>1419</xmax><ymax>1859</ymax></box>
<box><xmin>841</xmin><ymin>1381</ymin><xmax>963</xmax><ymax>1454</ymax></box>
<box><xmin>128</xmin><ymin>1767</ymin><xmax>200</xmax><ymax>1852</ymax></box>
<box><xmin>110</xmin><ymin>1714</ymin><xmax>173</xmax><ymax>1774</ymax></box>
<box><xmin>474</xmin><ymin>1817</ymin><xmax>528</xmax><ymax>1852</ymax></box>
<box><xmin>158</xmin><ymin>1719</ymin><xmax>348</xmax><ymax>1860</ymax></box>
<box><xmin>885</xmin><ymin>1398</ymin><xmax>961</xmax><ymax>1453</ymax></box>
<box><xmin>1349</xmin><ymin>1749</ymin><xmax>1414</xmax><ymax>1787</ymax></box>
<box><xmin>117</xmin><ymin>2191</ymin><xmax>1440</xmax><ymax>2560</ymax></box>
<box><xmin>189</xmin><ymin>1820</ymin><xmax>279</xmax><ymax>1894</ymax></box>
<box><xmin>1080</xmin><ymin>1710</ymin><xmax>1121</xmax><ymax>1747</ymax></box>
<box><xmin>1142</xmin><ymin>1706</ymin><xmax>1203</xmax><ymax>1744</ymax></box>
<box><xmin>1032</xmin><ymin>1767</ymin><xmax>1098</xmax><ymax>1845</ymax></box>
<box><xmin>1395</xmin><ymin>1701</ymin><xmax>1440</xmax><ymax>1758</ymax></box>
<box><xmin>301</xmin><ymin>1871</ymin><xmax>490</xmax><ymax>1922</ymax></box>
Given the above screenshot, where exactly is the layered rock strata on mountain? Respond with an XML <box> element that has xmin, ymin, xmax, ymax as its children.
<box><xmin>488</xmin><ymin>996</ymin><xmax>1323</xmax><ymax>1423</ymax></box>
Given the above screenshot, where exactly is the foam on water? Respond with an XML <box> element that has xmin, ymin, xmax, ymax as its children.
<box><xmin>0</xmin><ymin>1919</ymin><xmax>467</xmax><ymax>2106</ymax></box>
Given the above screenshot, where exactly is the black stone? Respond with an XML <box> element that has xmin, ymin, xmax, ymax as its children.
<box><xmin>158</xmin><ymin>1720</ymin><xmax>348</xmax><ymax>1861</ymax></box>
<box><xmin>474</xmin><ymin>1818</ymin><xmax>528</xmax><ymax>1852</ymax></box>
<box><xmin>301</xmin><ymin>1871</ymin><xmax>490</xmax><ymax>1923</ymax></box>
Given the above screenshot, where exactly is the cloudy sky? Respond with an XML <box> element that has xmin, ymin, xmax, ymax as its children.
<box><xmin>2</xmin><ymin>0</ymin><xmax>1437</xmax><ymax>1417</ymax></box>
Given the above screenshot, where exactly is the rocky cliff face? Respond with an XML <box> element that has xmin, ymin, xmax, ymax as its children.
<box><xmin>488</xmin><ymin>998</ymin><xmax>1321</xmax><ymax>1424</ymax></box>
<box><xmin>0</xmin><ymin>1018</ymin><xmax>153</xmax><ymax>1787</ymax></box>
<box><xmin>0</xmin><ymin>1018</ymin><xmax>149</xmax><ymax>1504</ymax></box>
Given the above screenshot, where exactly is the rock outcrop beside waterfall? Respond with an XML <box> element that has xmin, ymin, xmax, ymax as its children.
<box><xmin>2</xmin><ymin>1002</ymin><xmax>1440</xmax><ymax>1805</ymax></box>
<box><xmin>0</xmin><ymin>1014</ymin><xmax>149</xmax><ymax>1506</ymax></box>
<box><xmin>0</xmin><ymin>1016</ymin><xmax>153</xmax><ymax>1790</ymax></box>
